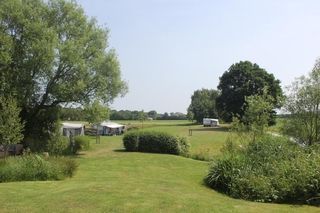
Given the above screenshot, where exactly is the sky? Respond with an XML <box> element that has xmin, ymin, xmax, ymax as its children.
<box><xmin>77</xmin><ymin>0</ymin><xmax>320</xmax><ymax>114</ymax></box>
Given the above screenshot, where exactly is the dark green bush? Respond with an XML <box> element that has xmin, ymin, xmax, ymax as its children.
<box><xmin>205</xmin><ymin>135</ymin><xmax>320</xmax><ymax>204</ymax></box>
<box><xmin>138</xmin><ymin>131</ymin><xmax>180</xmax><ymax>154</ymax></box>
<box><xmin>123</xmin><ymin>131</ymin><xmax>189</xmax><ymax>155</ymax></box>
<box><xmin>123</xmin><ymin>131</ymin><xmax>139</xmax><ymax>151</ymax></box>
<box><xmin>0</xmin><ymin>155</ymin><xmax>78</xmax><ymax>182</ymax></box>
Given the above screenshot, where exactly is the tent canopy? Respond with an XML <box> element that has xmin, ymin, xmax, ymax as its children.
<box><xmin>62</xmin><ymin>122</ymin><xmax>84</xmax><ymax>129</ymax></box>
<box><xmin>99</xmin><ymin>121</ymin><xmax>124</xmax><ymax>129</ymax></box>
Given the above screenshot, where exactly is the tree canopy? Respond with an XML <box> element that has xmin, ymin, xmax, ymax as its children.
<box><xmin>83</xmin><ymin>100</ymin><xmax>109</xmax><ymax>124</ymax></box>
<box><xmin>216</xmin><ymin>61</ymin><xmax>283</xmax><ymax>123</ymax></box>
<box><xmin>188</xmin><ymin>89</ymin><xmax>219</xmax><ymax>123</ymax></box>
<box><xmin>282</xmin><ymin>59</ymin><xmax>320</xmax><ymax>145</ymax></box>
<box><xmin>0</xmin><ymin>0</ymin><xmax>127</xmax><ymax>148</ymax></box>
<box><xmin>0</xmin><ymin>96</ymin><xmax>24</xmax><ymax>154</ymax></box>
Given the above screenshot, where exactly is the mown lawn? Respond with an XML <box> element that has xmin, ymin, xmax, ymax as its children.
<box><xmin>0</xmin><ymin>121</ymin><xmax>318</xmax><ymax>212</ymax></box>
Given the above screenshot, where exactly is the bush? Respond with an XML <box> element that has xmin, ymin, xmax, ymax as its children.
<box><xmin>47</xmin><ymin>135</ymin><xmax>69</xmax><ymax>155</ymax></box>
<box><xmin>123</xmin><ymin>131</ymin><xmax>189</xmax><ymax>155</ymax></box>
<box><xmin>205</xmin><ymin>135</ymin><xmax>320</xmax><ymax>204</ymax></box>
<box><xmin>0</xmin><ymin>155</ymin><xmax>78</xmax><ymax>182</ymax></box>
<box><xmin>123</xmin><ymin>131</ymin><xmax>139</xmax><ymax>151</ymax></box>
<box><xmin>74</xmin><ymin>136</ymin><xmax>90</xmax><ymax>153</ymax></box>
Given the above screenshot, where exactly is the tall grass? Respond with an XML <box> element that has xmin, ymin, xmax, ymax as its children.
<box><xmin>205</xmin><ymin>135</ymin><xmax>320</xmax><ymax>204</ymax></box>
<box><xmin>0</xmin><ymin>155</ymin><xmax>78</xmax><ymax>182</ymax></box>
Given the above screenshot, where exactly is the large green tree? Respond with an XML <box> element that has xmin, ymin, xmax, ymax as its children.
<box><xmin>216</xmin><ymin>61</ymin><xmax>283</xmax><ymax>123</ymax></box>
<box><xmin>0</xmin><ymin>0</ymin><xmax>127</xmax><ymax>149</ymax></box>
<box><xmin>188</xmin><ymin>89</ymin><xmax>219</xmax><ymax>123</ymax></box>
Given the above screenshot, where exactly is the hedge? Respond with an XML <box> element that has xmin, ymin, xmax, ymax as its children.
<box><xmin>123</xmin><ymin>131</ymin><xmax>189</xmax><ymax>155</ymax></box>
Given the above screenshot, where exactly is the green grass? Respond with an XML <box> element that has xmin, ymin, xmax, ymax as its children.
<box><xmin>126</xmin><ymin>120</ymin><xmax>229</xmax><ymax>157</ymax></box>
<box><xmin>0</xmin><ymin>120</ymin><xmax>318</xmax><ymax>212</ymax></box>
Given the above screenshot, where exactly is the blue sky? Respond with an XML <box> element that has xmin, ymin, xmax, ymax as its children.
<box><xmin>77</xmin><ymin>0</ymin><xmax>320</xmax><ymax>113</ymax></box>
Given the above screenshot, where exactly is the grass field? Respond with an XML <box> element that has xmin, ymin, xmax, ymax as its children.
<box><xmin>0</xmin><ymin>120</ymin><xmax>318</xmax><ymax>212</ymax></box>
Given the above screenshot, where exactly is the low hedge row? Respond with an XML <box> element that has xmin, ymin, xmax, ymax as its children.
<box><xmin>123</xmin><ymin>131</ymin><xmax>189</xmax><ymax>155</ymax></box>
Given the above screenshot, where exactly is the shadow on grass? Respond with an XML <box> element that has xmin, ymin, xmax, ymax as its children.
<box><xmin>113</xmin><ymin>149</ymin><xmax>127</xmax><ymax>153</ymax></box>
<box><xmin>190</xmin><ymin>126</ymin><xmax>230</xmax><ymax>132</ymax></box>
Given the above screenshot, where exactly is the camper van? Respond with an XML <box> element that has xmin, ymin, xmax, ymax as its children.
<box><xmin>203</xmin><ymin>118</ymin><xmax>219</xmax><ymax>127</ymax></box>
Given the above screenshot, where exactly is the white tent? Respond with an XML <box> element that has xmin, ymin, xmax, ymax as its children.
<box><xmin>61</xmin><ymin>122</ymin><xmax>85</xmax><ymax>137</ymax></box>
<box><xmin>95</xmin><ymin>121</ymin><xmax>125</xmax><ymax>135</ymax></box>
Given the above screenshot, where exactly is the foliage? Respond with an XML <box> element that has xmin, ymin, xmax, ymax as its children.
<box><xmin>282</xmin><ymin>59</ymin><xmax>320</xmax><ymax>145</ymax></box>
<box><xmin>138</xmin><ymin>110</ymin><xmax>146</xmax><ymax>122</ymax></box>
<box><xmin>0</xmin><ymin>0</ymin><xmax>127</xmax><ymax>149</ymax></box>
<box><xmin>73</xmin><ymin>136</ymin><xmax>90</xmax><ymax>153</ymax></box>
<box><xmin>47</xmin><ymin>123</ymin><xmax>89</xmax><ymax>155</ymax></box>
<box><xmin>232</xmin><ymin>89</ymin><xmax>275</xmax><ymax>142</ymax></box>
<box><xmin>123</xmin><ymin>131</ymin><xmax>190</xmax><ymax>155</ymax></box>
<box><xmin>23</xmin><ymin>107</ymin><xmax>60</xmax><ymax>151</ymax></box>
<box><xmin>83</xmin><ymin>100</ymin><xmax>109</xmax><ymax>124</ymax></box>
<box><xmin>110</xmin><ymin>109</ymin><xmax>187</xmax><ymax>120</ymax></box>
<box><xmin>59</xmin><ymin>107</ymin><xmax>86</xmax><ymax>121</ymax></box>
<box><xmin>188</xmin><ymin>89</ymin><xmax>219</xmax><ymax>123</ymax></box>
<box><xmin>123</xmin><ymin>131</ymin><xmax>139</xmax><ymax>151</ymax></box>
<box><xmin>216</xmin><ymin>61</ymin><xmax>283</xmax><ymax>123</ymax></box>
<box><xmin>147</xmin><ymin>110</ymin><xmax>158</xmax><ymax>119</ymax></box>
<box><xmin>0</xmin><ymin>96</ymin><xmax>24</xmax><ymax>156</ymax></box>
<box><xmin>205</xmin><ymin>135</ymin><xmax>320</xmax><ymax>204</ymax></box>
<box><xmin>0</xmin><ymin>121</ymin><xmax>318</xmax><ymax>212</ymax></box>
<box><xmin>0</xmin><ymin>155</ymin><xmax>78</xmax><ymax>182</ymax></box>
<box><xmin>47</xmin><ymin>133</ymin><xmax>69</xmax><ymax>156</ymax></box>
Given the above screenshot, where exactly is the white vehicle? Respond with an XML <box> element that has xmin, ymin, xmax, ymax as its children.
<box><xmin>203</xmin><ymin>118</ymin><xmax>219</xmax><ymax>127</ymax></box>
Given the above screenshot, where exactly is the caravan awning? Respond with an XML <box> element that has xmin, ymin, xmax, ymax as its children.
<box><xmin>62</xmin><ymin>122</ymin><xmax>84</xmax><ymax>129</ymax></box>
<box><xmin>100</xmin><ymin>122</ymin><xmax>124</xmax><ymax>129</ymax></box>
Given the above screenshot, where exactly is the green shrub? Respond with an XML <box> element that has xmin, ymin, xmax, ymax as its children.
<box><xmin>123</xmin><ymin>131</ymin><xmax>139</xmax><ymax>151</ymax></box>
<box><xmin>74</xmin><ymin>136</ymin><xmax>90</xmax><ymax>153</ymax></box>
<box><xmin>0</xmin><ymin>155</ymin><xmax>78</xmax><ymax>182</ymax></box>
<box><xmin>48</xmin><ymin>157</ymin><xmax>78</xmax><ymax>178</ymax></box>
<box><xmin>138</xmin><ymin>131</ymin><xmax>180</xmax><ymax>154</ymax></box>
<box><xmin>123</xmin><ymin>131</ymin><xmax>189</xmax><ymax>155</ymax></box>
<box><xmin>177</xmin><ymin>136</ymin><xmax>190</xmax><ymax>156</ymax></box>
<box><xmin>205</xmin><ymin>135</ymin><xmax>320</xmax><ymax>204</ymax></box>
<box><xmin>47</xmin><ymin>135</ymin><xmax>69</xmax><ymax>155</ymax></box>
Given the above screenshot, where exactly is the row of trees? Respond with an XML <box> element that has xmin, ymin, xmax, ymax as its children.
<box><xmin>0</xmin><ymin>0</ymin><xmax>127</xmax><ymax>151</ymax></box>
<box><xmin>60</xmin><ymin>108</ymin><xmax>187</xmax><ymax>121</ymax></box>
<box><xmin>109</xmin><ymin>110</ymin><xmax>187</xmax><ymax>120</ymax></box>
<box><xmin>188</xmin><ymin>61</ymin><xmax>283</xmax><ymax>124</ymax></box>
<box><xmin>188</xmin><ymin>60</ymin><xmax>320</xmax><ymax>146</ymax></box>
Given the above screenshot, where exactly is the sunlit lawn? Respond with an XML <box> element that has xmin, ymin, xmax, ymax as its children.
<box><xmin>0</xmin><ymin>120</ymin><xmax>318</xmax><ymax>212</ymax></box>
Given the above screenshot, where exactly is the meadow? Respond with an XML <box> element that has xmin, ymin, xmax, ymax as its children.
<box><xmin>0</xmin><ymin>120</ymin><xmax>318</xmax><ymax>212</ymax></box>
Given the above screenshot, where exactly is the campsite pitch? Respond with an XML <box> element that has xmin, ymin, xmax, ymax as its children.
<box><xmin>0</xmin><ymin>121</ymin><xmax>318</xmax><ymax>212</ymax></box>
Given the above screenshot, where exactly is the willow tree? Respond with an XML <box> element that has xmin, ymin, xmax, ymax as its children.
<box><xmin>0</xmin><ymin>0</ymin><xmax>127</xmax><ymax>149</ymax></box>
<box><xmin>283</xmin><ymin>59</ymin><xmax>320</xmax><ymax>146</ymax></box>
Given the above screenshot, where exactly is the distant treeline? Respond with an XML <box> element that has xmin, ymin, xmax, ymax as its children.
<box><xmin>110</xmin><ymin>110</ymin><xmax>187</xmax><ymax>120</ymax></box>
<box><xmin>59</xmin><ymin>107</ymin><xmax>187</xmax><ymax>121</ymax></box>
